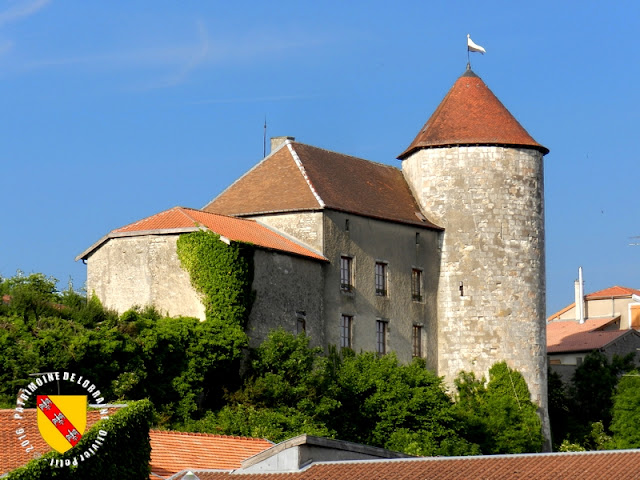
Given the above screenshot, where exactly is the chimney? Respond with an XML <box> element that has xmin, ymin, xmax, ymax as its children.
<box><xmin>270</xmin><ymin>136</ymin><xmax>295</xmax><ymax>153</ymax></box>
<box><xmin>575</xmin><ymin>267</ymin><xmax>585</xmax><ymax>324</ymax></box>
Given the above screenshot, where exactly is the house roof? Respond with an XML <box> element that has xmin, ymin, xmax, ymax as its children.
<box><xmin>586</xmin><ymin>285</ymin><xmax>640</xmax><ymax>300</ymax></box>
<box><xmin>0</xmin><ymin>407</ymin><xmax>121</xmax><ymax>476</ymax></box>
<box><xmin>547</xmin><ymin>285</ymin><xmax>640</xmax><ymax>321</ymax></box>
<box><xmin>76</xmin><ymin>206</ymin><xmax>326</xmax><ymax>262</ymax></box>
<box><xmin>149</xmin><ymin>430</ymin><xmax>272</xmax><ymax>478</ymax></box>
<box><xmin>398</xmin><ymin>67</ymin><xmax>548</xmax><ymax>159</ymax></box>
<box><xmin>203</xmin><ymin>141</ymin><xmax>441</xmax><ymax>230</ymax></box>
<box><xmin>240</xmin><ymin>434</ymin><xmax>412</xmax><ymax>473</ymax></box>
<box><xmin>546</xmin><ymin>317</ymin><xmax>633</xmax><ymax>353</ymax></box>
<box><xmin>168</xmin><ymin>449</ymin><xmax>640</xmax><ymax>480</ymax></box>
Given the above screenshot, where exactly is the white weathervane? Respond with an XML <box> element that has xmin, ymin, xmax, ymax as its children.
<box><xmin>467</xmin><ymin>34</ymin><xmax>486</xmax><ymax>67</ymax></box>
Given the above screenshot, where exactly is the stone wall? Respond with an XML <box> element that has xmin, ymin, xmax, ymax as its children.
<box><xmin>321</xmin><ymin>210</ymin><xmax>440</xmax><ymax>368</ymax></box>
<box><xmin>250</xmin><ymin>212</ymin><xmax>324</xmax><ymax>252</ymax></box>
<box><xmin>86</xmin><ymin>234</ymin><xmax>205</xmax><ymax>319</ymax></box>
<box><xmin>402</xmin><ymin>145</ymin><xmax>547</xmax><ymax>408</ymax></box>
<box><xmin>247</xmin><ymin>249</ymin><xmax>325</xmax><ymax>348</ymax></box>
<box><xmin>86</xmin><ymin>233</ymin><xmax>326</xmax><ymax>347</ymax></box>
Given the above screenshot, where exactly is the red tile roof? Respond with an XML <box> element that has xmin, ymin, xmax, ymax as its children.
<box><xmin>1</xmin><ymin>407</ymin><xmax>121</xmax><ymax>476</ymax></box>
<box><xmin>204</xmin><ymin>142</ymin><xmax>441</xmax><ymax>230</ymax></box>
<box><xmin>586</xmin><ymin>286</ymin><xmax>640</xmax><ymax>300</ymax></box>
<box><xmin>171</xmin><ymin>450</ymin><xmax>640</xmax><ymax>480</ymax></box>
<box><xmin>77</xmin><ymin>207</ymin><xmax>326</xmax><ymax>262</ymax></box>
<box><xmin>398</xmin><ymin>68</ymin><xmax>548</xmax><ymax>159</ymax></box>
<box><xmin>149</xmin><ymin>430</ymin><xmax>272</xmax><ymax>478</ymax></box>
<box><xmin>546</xmin><ymin>317</ymin><xmax>631</xmax><ymax>353</ymax></box>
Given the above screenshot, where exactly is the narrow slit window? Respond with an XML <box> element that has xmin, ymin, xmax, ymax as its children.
<box><xmin>296</xmin><ymin>311</ymin><xmax>306</xmax><ymax>335</ymax></box>
<box><xmin>340</xmin><ymin>256</ymin><xmax>353</xmax><ymax>292</ymax></box>
<box><xmin>412</xmin><ymin>269</ymin><xmax>423</xmax><ymax>302</ymax></box>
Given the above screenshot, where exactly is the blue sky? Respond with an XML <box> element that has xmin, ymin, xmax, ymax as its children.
<box><xmin>0</xmin><ymin>1</ymin><xmax>638</xmax><ymax>315</ymax></box>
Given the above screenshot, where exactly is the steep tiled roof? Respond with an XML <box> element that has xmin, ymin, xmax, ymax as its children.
<box><xmin>77</xmin><ymin>206</ymin><xmax>326</xmax><ymax>262</ymax></box>
<box><xmin>204</xmin><ymin>142</ymin><xmax>441</xmax><ymax>230</ymax></box>
<box><xmin>149</xmin><ymin>430</ymin><xmax>272</xmax><ymax>478</ymax></box>
<box><xmin>170</xmin><ymin>449</ymin><xmax>640</xmax><ymax>480</ymax></box>
<box><xmin>0</xmin><ymin>407</ymin><xmax>121</xmax><ymax>476</ymax></box>
<box><xmin>586</xmin><ymin>285</ymin><xmax>640</xmax><ymax>300</ymax></box>
<box><xmin>546</xmin><ymin>317</ymin><xmax>630</xmax><ymax>353</ymax></box>
<box><xmin>398</xmin><ymin>68</ymin><xmax>548</xmax><ymax>159</ymax></box>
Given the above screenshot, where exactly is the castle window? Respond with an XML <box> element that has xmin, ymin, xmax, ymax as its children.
<box><xmin>376</xmin><ymin>320</ymin><xmax>387</xmax><ymax>355</ymax></box>
<box><xmin>375</xmin><ymin>262</ymin><xmax>388</xmax><ymax>296</ymax></box>
<box><xmin>340</xmin><ymin>256</ymin><xmax>353</xmax><ymax>292</ymax></box>
<box><xmin>340</xmin><ymin>315</ymin><xmax>353</xmax><ymax>348</ymax></box>
<box><xmin>412</xmin><ymin>269</ymin><xmax>423</xmax><ymax>302</ymax></box>
<box><xmin>412</xmin><ymin>325</ymin><xmax>423</xmax><ymax>357</ymax></box>
<box><xmin>296</xmin><ymin>311</ymin><xmax>306</xmax><ymax>335</ymax></box>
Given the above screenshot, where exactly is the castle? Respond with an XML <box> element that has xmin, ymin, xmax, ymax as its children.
<box><xmin>78</xmin><ymin>66</ymin><xmax>549</xmax><ymax>435</ymax></box>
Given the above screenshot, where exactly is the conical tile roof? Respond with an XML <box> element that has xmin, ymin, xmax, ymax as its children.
<box><xmin>398</xmin><ymin>67</ymin><xmax>548</xmax><ymax>159</ymax></box>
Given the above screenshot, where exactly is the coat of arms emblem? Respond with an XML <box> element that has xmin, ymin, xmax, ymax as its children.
<box><xmin>36</xmin><ymin>395</ymin><xmax>87</xmax><ymax>453</ymax></box>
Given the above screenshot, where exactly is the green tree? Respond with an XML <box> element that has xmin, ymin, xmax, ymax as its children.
<box><xmin>610</xmin><ymin>371</ymin><xmax>640</xmax><ymax>448</ymax></box>
<box><xmin>326</xmin><ymin>350</ymin><xmax>477</xmax><ymax>455</ymax></box>
<box><xmin>454</xmin><ymin>362</ymin><xmax>543</xmax><ymax>454</ymax></box>
<box><xmin>567</xmin><ymin>351</ymin><xmax>635</xmax><ymax>440</ymax></box>
<box><xmin>0</xmin><ymin>272</ymin><xmax>60</xmax><ymax>323</ymax></box>
<box><xmin>547</xmin><ymin>368</ymin><xmax>570</xmax><ymax>449</ymax></box>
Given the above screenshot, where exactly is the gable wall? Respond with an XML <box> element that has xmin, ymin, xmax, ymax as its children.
<box><xmin>86</xmin><ymin>234</ymin><xmax>205</xmax><ymax>319</ymax></box>
<box><xmin>248</xmin><ymin>212</ymin><xmax>324</xmax><ymax>253</ymax></box>
<box><xmin>586</xmin><ymin>298</ymin><xmax>635</xmax><ymax>329</ymax></box>
<box><xmin>556</xmin><ymin>298</ymin><xmax>637</xmax><ymax>329</ymax></box>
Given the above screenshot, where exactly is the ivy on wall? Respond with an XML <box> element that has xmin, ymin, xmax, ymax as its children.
<box><xmin>7</xmin><ymin>399</ymin><xmax>153</xmax><ymax>480</ymax></box>
<box><xmin>176</xmin><ymin>229</ymin><xmax>254</xmax><ymax>326</ymax></box>
<box><xmin>175</xmin><ymin>230</ymin><xmax>255</xmax><ymax>414</ymax></box>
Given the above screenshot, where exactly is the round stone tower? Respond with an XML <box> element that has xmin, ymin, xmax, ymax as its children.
<box><xmin>399</xmin><ymin>66</ymin><xmax>549</xmax><ymax>438</ymax></box>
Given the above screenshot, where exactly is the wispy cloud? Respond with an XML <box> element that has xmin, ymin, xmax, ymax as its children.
<box><xmin>10</xmin><ymin>18</ymin><xmax>337</xmax><ymax>89</ymax></box>
<box><xmin>0</xmin><ymin>0</ymin><xmax>50</xmax><ymax>26</ymax></box>
<box><xmin>157</xmin><ymin>20</ymin><xmax>210</xmax><ymax>88</ymax></box>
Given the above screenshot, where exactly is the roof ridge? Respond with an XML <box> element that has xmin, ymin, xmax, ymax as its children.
<box><xmin>292</xmin><ymin>141</ymin><xmax>400</xmax><ymax>170</ymax></box>
<box><xmin>149</xmin><ymin>429</ymin><xmax>271</xmax><ymax>441</ymax></box>
<box><xmin>114</xmin><ymin>206</ymin><xmax>183</xmax><ymax>232</ymax></box>
<box><xmin>307</xmin><ymin>446</ymin><xmax>640</xmax><ymax>467</ymax></box>
<box><xmin>287</xmin><ymin>143</ymin><xmax>325</xmax><ymax>208</ymax></box>
<box><xmin>202</xmin><ymin>140</ymin><xmax>295</xmax><ymax>211</ymax></box>
<box><xmin>587</xmin><ymin>285</ymin><xmax>640</xmax><ymax>295</ymax></box>
<box><xmin>174</xmin><ymin>206</ymin><xmax>201</xmax><ymax>226</ymax></box>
